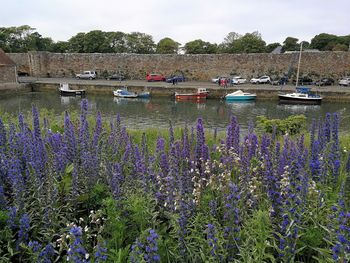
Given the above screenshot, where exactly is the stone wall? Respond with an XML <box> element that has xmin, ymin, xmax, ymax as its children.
<box><xmin>0</xmin><ymin>66</ymin><xmax>16</xmax><ymax>82</ymax></box>
<box><xmin>8</xmin><ymin>51</ymin><xmax>350</xmax><ymax>81</ymax></box>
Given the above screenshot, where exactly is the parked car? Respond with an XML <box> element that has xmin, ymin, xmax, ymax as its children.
<box><xmin>211</xmin><ymin>76</ymin><xmax>226</xmax><ymax>84</ymax></box>
<box><xmin>107</xmin><ymin>74</ymin><xmax>125</xmax><ymax>81</ymax></box>
<box><xmin>231</xmin><ymin>76</ymin><xmax>247</xmax><ymax>85</ymax></box>
<box><xmin>76</xmin><ymin>71</ymin><xmax>96</xmax><ymax>80</ymax></box>
<box><xmin>339</xmin><ymin>77</ymin><xmax>350</xmax><ymax>86</ymax></box>
<box><xmin>314</xmin><ymin>77</ymin><xmax>335</xmax><ymax>86</ymax></box>
<box><xmin>146</xmin><ymin>73</ymin><xmax>166</xmax><ymax>82</ymax></box>
<box><xmin>292</xmin><ymin>76</ymin><xmax>313</xmax><ymax>85</ymax></box>
<box><xmin>166</xmin><ymin>75</ymin><xmax>185</xmax><ymax>83</ymax></box>
<box><xmin>271</xmin><ymin>76</ymin><xmax>289</xmax><ymax>85</ymax></box>
<box><xmin>250</xmin><ymin>75</ymin><xmax>271</xmax><ymax>84</ymax></box>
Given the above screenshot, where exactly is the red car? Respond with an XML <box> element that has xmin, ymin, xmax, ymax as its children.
<box><xmin>146</xmin><ymin>73</ymin><xmax>166</xmax><ymax>82</ymax></box>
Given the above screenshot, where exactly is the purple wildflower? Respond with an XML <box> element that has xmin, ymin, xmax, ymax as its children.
<box><xmin>38</xmin><ymin>243</ymin><xmax>55</xmax><ymax>263</ymax></box>
<box><xmin>206</xmin><ymin>224</ymin><xmax>218</xmax><ymax>257</ymax></box>
<box><xmin>18</xmin><ymin>213</ymin><xmax>30</xmax><ymax>244</ymax></box>
<box><xmin>67</xmin><ymin>225</ymin><xmax>90</xmax><ymax>263</ymax></box>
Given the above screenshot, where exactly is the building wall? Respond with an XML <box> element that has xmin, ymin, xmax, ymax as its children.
<box><xmin>0</xmin><ymin>66</ymin><xmax>16</xmax><ymax>82</ymax></box>
<box><xmin>8</xmin><ymin>51</ymin><xmax>350</xmax><ymax>80</ymax></box>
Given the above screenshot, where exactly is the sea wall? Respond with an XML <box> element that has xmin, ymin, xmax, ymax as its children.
<box><xmin>8</xmin><ymin>51</ymin><xmax>350</xmax><ymax>81</ymax></box>
<box><xmin>0</xmin><ymin>66</ymin><xmax>16</xmax><ymax>82</ymax></box>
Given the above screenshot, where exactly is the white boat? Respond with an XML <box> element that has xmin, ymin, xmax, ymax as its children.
<box><xmin>59</xmin><ymin>83</ymin><xmax>86</xmax><ymax>96</ymax></box>
<box><xmin>279</xmin><ymin>43</ymin><xmax>322</xmax><ymax>104</ymax></box>
<box><xmin>225</xmin><ymin>90</ymin><xmax>256</xmax><ymax>101</ymax></box>
<box><xmin>278</xmin><ymin>87</ymin><xmax>322</xmax><ymax>104</ymax></box>
<box><xmin>113</xmin><ymin>89</ymin><xmax>138</xmax><ymax>98</ymax></box>
<box><xmin>113</xmin><ymin>88</ymin><xmax>150</xmax><ymax>98</ymax></box>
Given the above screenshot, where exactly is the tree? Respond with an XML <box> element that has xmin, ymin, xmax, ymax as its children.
<box><xmin>235</xmin><ymin>31</ymin><xmax>266</xmax><ymax>53</ymax></box>
<box><xmin>219</xmin><ymin>31</ymin><xmax>266</xmax><ymax>53</ymax></box>
<box><xmin>51</xmin><ymin>41</ymin><xmax>69</xmax><ymax>53</ymax></box>
<box><xmin>82</xmin><ymin>30</ymin><xmax>112</xmax><ymax>53</ymax></box>
<box><xmin>332</xmin><ymin>43</ymin><xmax>348</xmax><ymax>51</ymax></box>
<box><xmin>125</xmin><ymin>32</ymin><xmax>155</xmax><ymax>54</ymax></box>
<box><xmin>310</xmin><ymin>33</ymin><xmax>338</xmax><ymax>50</ymax></box>
<box><xmin>25</xmin><ymin>32</ymin><xmax>54</xmax><ymax>51</ymax></box>
<box><xmin>68</xmin><ymin>33</ymin><xmax>86</xmax><ymax>53</ymax></box>
<box><xmin>156</xmin><ymin>37</ymin><xmax>180</xmax><ymax>54</ymax></box>
<box><xmin>107</xmin><ymin>31</ymin><xmax>128</xmax><ymax>53</ymax></box>
<box><xmin>218</xmin><ymin>32</ymin><xmax>242</xmax><ymax>53</ymax></box>
<box><xmin>282</xmin><ymin>37</ymin><xmax>299</xmax><ymax>51</ymax></box>
<box><xmin>183</xmin><ymin>39</ymin><xmax>217</xmax><ymax>54</ymax></box>
<box><xmin>0</xmin><ymin>25</ymin><xmax>36</xmax><ymax>52</ymax></box>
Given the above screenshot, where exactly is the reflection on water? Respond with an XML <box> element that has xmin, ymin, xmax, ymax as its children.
<box><xmin>1</xmin><ymin>92</ymin><xmax>350</xmax><ymax>132</ymax></box>
<box><xmin>276</xmin><ymin>103</ymin><xmax>321</xmax><ymax>114</ymax></box>
<box><xmin>113</xmin><ymin>97</ymin><xmax>150</xmax><ymax>105</ymax></box>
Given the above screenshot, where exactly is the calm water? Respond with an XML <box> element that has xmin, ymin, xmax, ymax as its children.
<box><xmin>1</xmin><ymin>92</ymin><xmax>350</xmax><ymax>133</ymax></box>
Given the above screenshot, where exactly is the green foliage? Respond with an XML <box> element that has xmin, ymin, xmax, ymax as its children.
<box><xmin>184</xmin><ymin>39</ymin><xmax>217</xmax><ymax>54</ymax></box>
<box><xmin>156</xmin><ymin>37</ymin><xmax>180</xmax><ymax>54</ymax></box>
<box><xmin>239</xmin><ymin>210</ymin><xmax>275</xmax><ymax>263</ymax></box>
<box><xmin>256</xmin><ymin>114</ymin><xmax>307</xmax><ymax>136</ymax></box>
<box><xmin>219</xmin><ymin>31</ymin><xmax>266</xmax><ymax>53</ymax></box>
<box><xmin>282</xmin><ymin>37</ymin><xmax>300</xmax><ymax>51</ymax></box>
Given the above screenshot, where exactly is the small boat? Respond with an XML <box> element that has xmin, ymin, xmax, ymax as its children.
<box><xmin>113</xmin><ymin>89</ymin><xmax>138</xmax><ymax>98</ymax></box>
<box><xmin>279</xmin><ymin>42</ymin><xmax>322</xmax><ymax>105</ymax></box>
<box><xmin>278</xmin><ymin>87</ymin><xmax>322</xmax><ymax>104</ymax></box>
<box><xmin>59</xmin><ymin>83</ymin><xmax>86</xmax><ymax>96</ymax></box>
<box><xmin>225</xmin><ymin>90</ymin><xmax>256</xmax><ymax>101</ymax></box>
<box><xmin>175</xmin><ymin>88</ymin><xmax>209</xmax><ymax>100</ymax></box>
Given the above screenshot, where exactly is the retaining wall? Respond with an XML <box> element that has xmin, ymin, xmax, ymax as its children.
<box><xmin>8</xmin><ymin>51</ymin><xmax>350</xmax><ymax>81</ymax></box>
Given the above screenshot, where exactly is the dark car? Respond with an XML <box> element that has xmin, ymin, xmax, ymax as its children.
<box><xmin>314</xmin><ymin>77</ymin><xmax>335</xmax><ymax>86</ymax></box>
<box><xmin>166</xmin><ymin>75</ymin><xmax>185</xmax><ymax>83</ymax></box>
<box><xmin>107</xmin><ymin>74</ymin><xmax>125</xmax><ymax>81</ymax></box>
<box><xmin>292</xmin><ymin>76</ymin><xmax>313</xmax><ymax>85</ymax></box>
<box><xmin>271</xmin><ymin>76</ymin><xmax>288</xmax><ymax>85</ymax></box>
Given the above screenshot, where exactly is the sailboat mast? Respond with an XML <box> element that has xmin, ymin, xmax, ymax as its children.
<box><xmin>295</xmin><ymin>42</ymin><xmax>303</xmax><ymax>87</ymax></box>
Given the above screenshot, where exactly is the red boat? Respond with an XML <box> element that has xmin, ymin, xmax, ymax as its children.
<box><xmin>175</xmin><ymin>88</ymin><xmax>209</xmax><ymax>100</ymax></box>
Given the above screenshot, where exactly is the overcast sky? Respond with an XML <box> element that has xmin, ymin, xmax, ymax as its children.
<box><xmin>1</xmin><ymin>0</ymin><xmax>349</xmax><ymax>45</ymax></box>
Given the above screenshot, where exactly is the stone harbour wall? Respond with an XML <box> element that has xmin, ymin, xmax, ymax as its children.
<box><xmin>8</xmin><ymin>51</ymin><xmax>350</xmax><ymax>81</ymax></box>
<box><xmin>0</xmin><ymin>66</ymin><xmax>16</xmax><ymax>82</ymax></box>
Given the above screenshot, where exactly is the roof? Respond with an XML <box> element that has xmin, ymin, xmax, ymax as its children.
<box><xmin>0</xmin><ymin>48</ymin><xmax>16</xmax><ymax>66</ymax></box>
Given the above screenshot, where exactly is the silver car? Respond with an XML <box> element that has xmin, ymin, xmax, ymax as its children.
<box><xmin>339</xmin><ymin>77</ymin><xmax>350</xmax><ymax>86</ymax></box>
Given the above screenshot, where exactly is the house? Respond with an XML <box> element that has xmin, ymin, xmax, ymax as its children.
<box><xmin>0</xmin><ymin>48</ymin><xmax>17</xmax><ymax>83</ymax></box>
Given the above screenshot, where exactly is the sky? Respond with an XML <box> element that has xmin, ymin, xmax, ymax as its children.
<box><xmin>1</xmin><ymin>0</ymin><xmax>349</xmax><ymax>45</ymax></box>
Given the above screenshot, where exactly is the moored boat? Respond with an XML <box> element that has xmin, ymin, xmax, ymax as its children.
<box><xmin>175</xmin><ymin>88</ymin><xmax>209</xmax><ymax>100</ymax></box>
<box><xmin>225</xmin><ymin>90</ymin><xmax>256</xmax><ymax>101</ymax></box>
<box><xmin>278</xmin><ymin>87</ymin><xmax>322</xmax><ymax>104</ymax></box>
<box><xmin>113</xmin><ymin>89</ymin><xmax>138</xmax><ymax>98</ymax></box>
<box><xmin>278</xmin><ymin>42</ymin><xmax>323</xmax><ymax>105</ymax></box>
<box><xmin>113</xmin><ymin>88</ymin><xmax>150</xmax><ymax>98</ymax></box>
<box><xmin>59</xmin><ymin>83</ymin><xmax>86</xmax><ymax>96</ymax></box>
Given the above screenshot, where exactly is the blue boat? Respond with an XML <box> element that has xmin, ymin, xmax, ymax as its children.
<box><xmin>113</xmin><ymin>88</ymin><xmax>151</xmax><ymax>98</ymax></box>
<box><xmin>225</xmin><ymin>90</ymin><xmax>256</xmax><ymax>101</ymax></box>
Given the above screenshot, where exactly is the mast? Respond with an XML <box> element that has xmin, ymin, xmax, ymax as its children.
<box><xmin>295</xmin><ymin>42</ymin><xmax>303</xmax><ymax>87</ymax></box>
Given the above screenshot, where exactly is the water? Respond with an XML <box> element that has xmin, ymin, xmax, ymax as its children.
<box><xmin>1</xmin><ymin>92</ymin><xmax>350</xmax><ymax>132</ymax></box>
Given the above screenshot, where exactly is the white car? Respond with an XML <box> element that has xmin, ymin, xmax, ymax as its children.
<box><xmin>250</xmin><ymin>75</ymin><xmax>271</xmax><ymax>84</ymax></box>
<box><xmin>211</xmin><ymin>76</ymin><xmax>224</xmax><ymax>83</ymax></box>
<box><xmin>76</xmin><ymin>71</ymin><xmax>96</xmax><ymax>80</ymax></box>
<box><xmin>231</xmin><ymin>76</ymin><xmax>247</xmax><ymax>85</ymax></box>
<box><xmin>339</xmin><ymin>77</ymin><xmax>350</xmax><ymax>86</ymax></box>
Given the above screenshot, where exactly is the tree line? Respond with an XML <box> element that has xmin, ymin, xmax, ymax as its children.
<box><xmin>0</xmin><ymin>25</ymin><xmax>349</xmax><ymax>54</ymax></box>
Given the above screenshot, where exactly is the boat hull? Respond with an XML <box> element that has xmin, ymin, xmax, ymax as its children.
<box><xmin>175</xmin><ymin>93</ymin><xmax>208</xmax><ymax>100</ymax></box>
<box><xmin>59</xmin><ymin>89</ymin><xmax>86</xmax><ymax>96</ymax></box>
<box><xmin>225</xmin><ymin>95</ymin><xmax>256</xmax><ymax>101</ymax></box>
<box><xmin>278</xmin><ymin>95</ymin><xmax>322</xmax><ymax>105</ymax></box>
